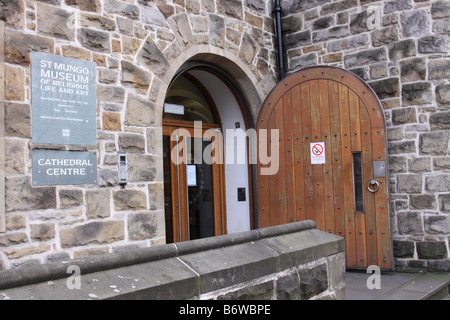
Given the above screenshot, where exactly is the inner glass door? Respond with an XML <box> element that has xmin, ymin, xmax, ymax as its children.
<box><xmin>163</xmin><ymin>125</ymin><xmax>226</xmax><ymax>243</ymax></box>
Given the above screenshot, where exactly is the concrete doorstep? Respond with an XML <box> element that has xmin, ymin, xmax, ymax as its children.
<box><xmin>345</xmin><ymin>271</ymin><xmax>450</xmax><ymax>300</ymax></box>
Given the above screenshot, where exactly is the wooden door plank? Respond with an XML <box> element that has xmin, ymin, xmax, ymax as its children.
<box><xmin>258</xmin><ymin>124</ymin><xmax>270</xmax><ymax>228</ymax></box>
<box><xmin>292</xmin><ymin>85</ymin><xmax>306</xmax><ymax>222</ymax></box>
<box><xmin>360</xmin><ymin>101</ymin><xmax>378</xmax><ymax>267</ymax></box>
<box><xmin>275</xmin><ymin>99</ymin><xmax>288</xmax><ymax>225</ymax></box>
<box><xmin>257</xmin><ymin>105</ymin><xmax>271</xmax><ymax>228</ymax></box>
<box><xmin>372</xmin><ymin>127</ymin><xmax>392</xmax><ymax>270</ymax></box>
<box><xmin>300</xmin><ymin>82</ymin><xmax>315</xmax><ymax>222</ymax></box>
<box><xmin>349</xmin><ymin>90</ymin><xmax>362</xmax><ymax>152</ymax></box>
<box><xmin>319</xmin><ymin>79</ymin><xmax>334</xmax><ymax>234</ymax></box>
<box><xmin>329</xmin><ymin>81</ymin><xmax>345</xmax><ymax>238</ymax></box>
<box><xmin>268</xmin><ymin>113</ymin><xmax>279</xmax><ymax>227</ymax></box>
<box><xmin>283</xmin><ymin>90</ymin><xmax>296</xmax><ymax>223</ymax></box>
<box><xmin>310</xmin><ymin>80</ymin><xmax>325</xmax><ymax>231</ymax></box>
<box><xmin>339</xmin><ymin>83</ymin><xmax>357</xmax><ymax>268</ymax></box>
<box><xmin>355</xmin><ymin>213</ymin><xmax>368</xmax><ymax>268</ymax></box>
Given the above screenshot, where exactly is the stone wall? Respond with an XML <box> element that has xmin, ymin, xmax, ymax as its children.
<box><xmin>0</xmin><ymin>0</ymin><xmax>278</xmax><ymax>270</ymax></box>
<box><xmin>0</xmin><ymin>221</ymin><xmax>346</xmax><ymax>300</ymax></box>
<box><xmin>281</xmin><ymin>0</ymin><xmax>450</xmax><ymax>271</ymax></box>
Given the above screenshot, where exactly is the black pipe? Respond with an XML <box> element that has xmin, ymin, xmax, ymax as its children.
<box><xmin>273</xmin><ymin>0</ymin><xmax>285</xmax><ymax>81</ymax></box>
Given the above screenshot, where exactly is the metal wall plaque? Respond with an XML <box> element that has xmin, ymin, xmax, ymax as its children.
<box><xmin>32</xmin><ymin>150</ymin><xmax>98</xmax><ymax>186</ymax></box>
<box><xmin>31</xmin><ymin>52</ymin><xmax>97</xmax><ymax>146</ymax></box>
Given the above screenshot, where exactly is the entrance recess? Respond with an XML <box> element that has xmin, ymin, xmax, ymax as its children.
<box><xmin>163</xmin><ymin>73</ymin><xmax>226</xmax><ymax>243</ymax></box>
<box><xmin>257</xmin><ymin>67</ymin><xmax>393</xmax><ymax>270</ymax></box>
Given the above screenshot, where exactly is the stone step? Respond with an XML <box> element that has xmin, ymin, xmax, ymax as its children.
<box><xmin>425</xmin><ymin>283</ymin><xmax>449</xmax><ymax>300</ymax></box>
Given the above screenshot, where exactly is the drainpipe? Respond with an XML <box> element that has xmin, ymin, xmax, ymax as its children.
<box><xmin>273</xmin><ymin>0</ymin><xmax>285</xmax><ymax>81</ymax></box>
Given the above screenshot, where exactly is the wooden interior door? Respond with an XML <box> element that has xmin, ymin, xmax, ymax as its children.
<box><xmin>163</xmin><ymin>122</ymin><xmax>227</xmax><ymax>243</ymax></box>
<box><xmin>257</xmin><ymin>67</ymin><xmax>393</xmax><ymax>270</ymax></box>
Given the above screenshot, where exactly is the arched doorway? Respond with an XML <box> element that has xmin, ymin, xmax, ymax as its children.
<box><xmin>163</xmin><ymin>64</ymin><xmax>254</xmax><ymax>243</ymax></box>
<box><xmin>257</xmin><ymin>66</ymin><xmax>393</xmax><ymax>270</ymax></box>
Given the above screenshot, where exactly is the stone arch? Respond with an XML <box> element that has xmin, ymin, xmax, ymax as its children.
<box><xmin>150</xmin><ymin>47</ymin><xmax>275</xmax><ymax>127</ymax></box>
<box><xmin>133</xmin><ymin>8</ymin><xmax>278</xmax><ymax>126</ymax></box>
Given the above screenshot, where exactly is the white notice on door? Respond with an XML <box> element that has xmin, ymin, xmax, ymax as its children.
<box><xmin>310</xmin><ymin>142</ymin><xmax>326</xmax><ymax>165</ymax></box>
<box><xmin>187</xmin><ymin>165</ymin><xmax>197</xmax><ymax>186</ymax></box>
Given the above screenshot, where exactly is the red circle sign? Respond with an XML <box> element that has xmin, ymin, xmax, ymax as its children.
<box><xmin>312</xmin><ymin>144</ymin><xmax>324</xmax><ymax>156</ymax></box>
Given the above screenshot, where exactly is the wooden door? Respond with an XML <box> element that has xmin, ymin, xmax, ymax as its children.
<box><xmin>163</xmin><ymin>122</ymin><xmax>227</xmax><ymax>243</ymax></box>
<box><xmin>257</xmin><ymin>67</ymin><xmax>392</xmax><ymax>270</ymax></box>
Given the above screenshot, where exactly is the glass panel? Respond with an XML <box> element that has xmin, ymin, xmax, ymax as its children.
<box><xmin>163</xmin><ymin>135</ymin><xmax>174</xmax><ymax>243</ymax></box>
<box><xmin>353</xmin><ymin>153</ymin><xmax>364</xmax><ymax>213</ymax></box>
<box><xmin>187</xmin><ymin>137</ymin><xmax>214</xmax><ymax>240</ymax></box>
<box><xmin>164</xmin><ymin>74</ymin><xmax>217</xmax><ymax>124</ymax></box>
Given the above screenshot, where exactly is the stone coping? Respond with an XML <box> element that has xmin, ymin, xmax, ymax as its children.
<box><xmin>0</xmin><ymin>220</ymin><xmax>317</xmax><ymax>291</ymax></box>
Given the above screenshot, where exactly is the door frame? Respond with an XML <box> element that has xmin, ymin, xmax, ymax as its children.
<box><xmin>256</xmin><ymin>66</ymin><xmax>393</xmax><ymax>270</ymax></box>
<box><xmin>163</xmin><ymin>120</ymin><xmax>227</xmax><ymax>243</ymax></box>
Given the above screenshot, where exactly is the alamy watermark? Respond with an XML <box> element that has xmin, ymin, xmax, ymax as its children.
<box><xmin>366</xmin><ymin>265</ymin><xmax>381</xmax><ymax>290</ymax></box>
<box><xmin>170</xmin><ymin>122</ymin><xmax>280</xmax><ymax>176</ymax></box>
<box><xmin>66</xmin><ymin>265</ymin><xmax>81</xmax><ymax>290</ymax></box>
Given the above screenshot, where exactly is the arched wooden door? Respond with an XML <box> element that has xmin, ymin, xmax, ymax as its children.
<box><xmin>257</xmin><ymin>67</ymin><xmax>393</xmax><ymax>270</ymax></box>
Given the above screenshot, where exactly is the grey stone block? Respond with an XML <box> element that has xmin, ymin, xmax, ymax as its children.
<box><xmin>438</xmin><ymin>194</ymin><xmax>450</xmax><ymax>212</ymax></box>
<box><xmin>284</xmin><ymin>30</ymin><xmax>312</xmax><ymax>48</ymax></box>
<box><xmin>424</xmin><ymin>215</ymin><xmax>450</xmax><ymax>234</ymax></box>
<box><xmin>392</xmin><ymin>108</ymin><xmax>416</xmax><ymax>125</ymax></box>
<box><xmin>436</xmin><ymin>84</ymin><xmax>450</xmax><ymax>106</ymax></box>
<box><xmin>430</xmin><ymin>111</ymin><xmax>450</xmax><ymax>130</ymax></box>
<box><xmin>217</xmin><ymin>280</ymin><xmax>274</xmax><ymax>300</ymax></box>
<box><xmin>180</xmin><ymin>241</ymin><xmax>279</xmax><ymax>293</ymax></box>
<box><xmin>397</xmin><ymin>211</ymin><xmax>424</xmax><ymax>235</ymax></box>
<box><xmin>282</xmin><ymin>0</ymin><xmax>331</xmax><ymax>14</ymax></box>
<box><xmin>400</xmin><ymin>9</ymin><xmax>430</xmax><ymax>38</ymax></box>
<box><xmin>118</xmin><ymin>133</ymin><xmax>146</xmax><ymax>153</ymax></box>
<box><xmin>344</xmin><ymin>47</ymin><xmax>387</xmax><ymax>69</ymax></box>
<box><xmin>393</xmin><ymin>240</ymin><xmax>415</xmax><ymax>258</ymax></box>
<box><xmin>113</xmin><ymin>190</ymin><xmax>147</xmax><ymax>211</ymax></box>
<box><xmin>429</xmin><ymin>60</ymin><xmax>450</xmax><ymax>80</ymax></box>
<box><xmin>5</xmin><ymin>176</ymin><xmax>56</xmax><ymax>212</ymax></box>
<box><xmin>410</xmin><ymin>194</ymin><xmax>436</xmax><ymax>210</ymax></box>
<box><xmin>104</xmin><ymin>0</ymin><xmax>140</xmax><ymax>20</ymax></box>
<box><xmin>388</xmin><ymin>39</ymin><xmax>416</xmax><ymax>61</ymax></box>
<box><xmin>419</xmin><ymin>132</ymin><xmax>450</xmax><ymax>155</ymax></box>
<box><xmin>276</xmin><ymin>270</ymin><xmax>301</xmax><ymax>300</ymax></box>
<box><xmin>37</xmin><ymin>3</ymin><xmax>75</xmax><ymax>41</ymax></box>
<box><xmin>418</xmin><ymin>35</ymin><xmax>447</xmax><ymax>54</ymax></box>
<box><xmin>217</xmin><ymin>0</ymin><xmax>243</xmax><ymax>19</ymax></box>
<box><xmin>78</xmin><ymin>28</ymin><xmax>110</xmax><ymax>52</ymax></box>
<box><xmin>290</xmin><ymin>52</ymin><xmax>317</xmax><ymax>70</ymax></box>
<box><xmin>400</xmin><ymin>58</ymin><xmax>426</xmax><ymax>82</ymax></box>
<box><xmin>431</xmin><ymin>0</ymin><xmax>450</xmax><ymax>19</ymax></box>
<box><xmin>417</xmin><ymin>241</ymin><xmax>448</xmax><ymax>259</ymax></box>
<box><xmin>312</xmin><ymin>25</ymin><xmax>350</xmax><ymax>42</ymax></box>
<box><xmin>298</xmin><ymin>263</ymin><xmax>328</xmax><ymax>300</ymax></box>
<box><xmin>384</xmin><ymin>0</ymin><xmax>412</xmax><ymax>14</ymax></box>
<box><xmin>426</xmin><ymin>175</ymin><xmax>450</xmax><ymax>192</ymax></box>
<box><xmin>369</xmin><ymin>77</ymin><xmax>399</xmax><ymax>99</ymax></box>
<box><xmin>328</xmin><ymin>34</ymin><xmax>368</xmax><ymax>53</ymax></box>
<box><xmin>138</xmin><ymin>36</ymin><xmax>169</xmax><ymax>78</ymax></box>
<box><xmin>282</xmin><ymin>13</ymin><xmax>303</xmax><ymax>33</ymax></box>
<box><xmin>388</xmin><ymin>141</ymin><xmax>416</xmax><ymax>154</ymax></box>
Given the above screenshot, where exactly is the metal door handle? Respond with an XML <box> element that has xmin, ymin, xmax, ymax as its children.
<box><xmin>368</xmin><ymin>180</ymin><xmax>380</xmax><ymax>193</ymax></box>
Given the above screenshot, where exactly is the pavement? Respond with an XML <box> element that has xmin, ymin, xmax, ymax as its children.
<box><xmin>344</xmin><ymin>271</ymin><xmax>450</xmax><ymax>300</ymax></box>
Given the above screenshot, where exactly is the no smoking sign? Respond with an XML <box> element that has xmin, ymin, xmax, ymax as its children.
<box><xmin>310</xmin><ymin>142</ymin><xmax>326</xmax><ymax>165</ymax></box>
